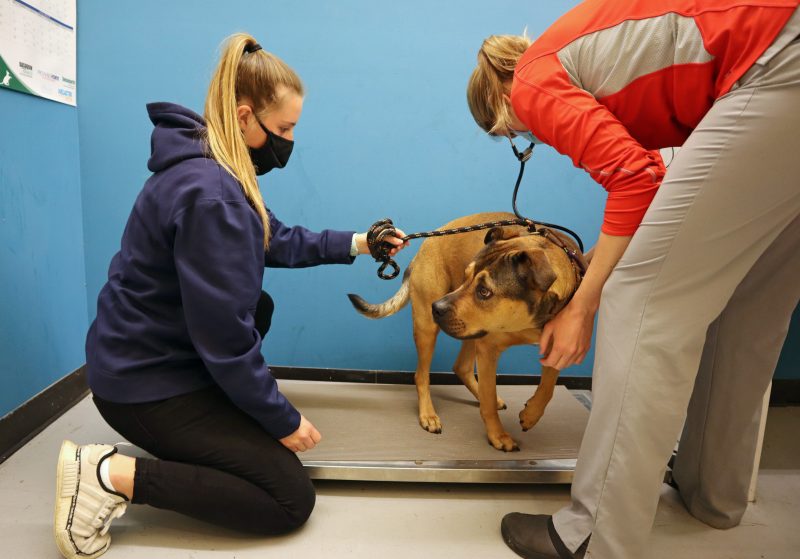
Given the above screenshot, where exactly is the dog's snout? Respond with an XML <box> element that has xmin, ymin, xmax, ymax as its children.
<box><xmin>432</xmin><ymin>299</ymin><xmax>450</xmax><ymax>320</ymax></box>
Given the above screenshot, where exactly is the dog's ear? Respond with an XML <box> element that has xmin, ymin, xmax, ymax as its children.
<box><xmin>536</xmin><ymin>292</ymin><xmax>564</xmax><ymax>324</ymax></box>
<box><xmin>463</xmin><ymin>261</ymin><xmax>476</xmax><ymax>280</ymax></box>
<box><xmin>513</xmin><ymin>250</ymin><xmax>557</xmax><ymax>292</ymax></box>
<box><xmin>484</xmin><ymin>227</ymin><xmax>504</xmax><ymax>244</ymax></box>
<box><xmin>484</xmin><ymin>227</ymin><xmax>521</xmax><ymax>245</ymax></box>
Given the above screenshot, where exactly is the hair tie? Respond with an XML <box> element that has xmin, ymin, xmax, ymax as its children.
<box><xmin>244</xmin><ymin>43</ymin><xmax>263</xmax><ymax>54</ymax></box>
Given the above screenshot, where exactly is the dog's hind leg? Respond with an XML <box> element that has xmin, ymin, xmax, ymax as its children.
<box><xmin>453</xmin><ymin>341</ymin><xmax>506</xmax><ymax>411</ymax></box>
<box><xmin>519</xmin><ymin>366</ymin><xmax>559</xmax><ymax>431</ymax></box>
<box><xmin>413</xmin><ymin>309</ymin><xmax>442</xmax><ymax>434</ymax></box>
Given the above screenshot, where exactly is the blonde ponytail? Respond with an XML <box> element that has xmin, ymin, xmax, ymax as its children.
<box><xmin>466</xmin><ymin>34</ymin><xmax>531</xmax><ymax>136</ymax></box>
<box><xmin>204</xmin><ymin>33</ymin><xmax>304</xmax><ymax>248</ymax></box>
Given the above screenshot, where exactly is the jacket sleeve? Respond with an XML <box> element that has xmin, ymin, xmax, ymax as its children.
<box><xmin>173</xmin><ymin>198</ymin><xmax>301</xmax><ymax>439</ymax></box>
<box><xmin>511</xmin><ymin>56</ymin><xmax>665</xmax><ymax>236</ymax></box>
<box><xmin>264</xmin><ymin>209</ymin><xmax>356</xmax><ymax>268</ymax></box>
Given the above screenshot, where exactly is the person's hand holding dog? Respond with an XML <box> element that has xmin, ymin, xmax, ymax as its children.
<box><xmin>280</xmin><ymin>415</ymin><xmax>322</xmax><ymax>453</ymax></box>
<box><xmin>539</xmin><ymin>301</ymin><xmax>596</xmax><ymax>370</ymax></box>
<box><xmin>539</xmin><ymin>233</ymin><xmax>632</xmax><ymax>370</ymax></box>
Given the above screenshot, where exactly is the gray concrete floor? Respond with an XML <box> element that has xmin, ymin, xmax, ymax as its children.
<box><xmin>1</xmin><ymin>394</ymin><xmax>798</xmax><ymax>558</ymax></box>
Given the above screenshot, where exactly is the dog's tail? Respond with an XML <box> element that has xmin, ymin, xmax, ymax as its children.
<box><xmin>347</xmin><ymin>267</ymin><xmax>411</xmax><ymax>319</ymax></box>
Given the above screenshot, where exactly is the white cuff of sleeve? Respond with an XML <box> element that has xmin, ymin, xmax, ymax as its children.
<box><xmin>350</xmin><ymin>234</ymin><xmax>359</xmax><ymax>257</ymax></box>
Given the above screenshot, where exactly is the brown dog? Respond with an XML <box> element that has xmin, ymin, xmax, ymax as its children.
<box><xmin>348</xmin><ymin>212</ymin><xmax>585</xmax><ymax>451</ymax></box>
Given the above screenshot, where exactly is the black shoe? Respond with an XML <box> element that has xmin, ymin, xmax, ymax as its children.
<box><xmin>666</xmin><ymin>452</ymin><xmax>680</xmax><ymax>492</ymax></box>
<box><xmin>501</xmin><ymin>513</ymin><xmax>587</xmax><ymax>559</ymax></box>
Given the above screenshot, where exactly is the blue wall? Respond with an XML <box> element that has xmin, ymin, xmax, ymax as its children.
<box><xmin>0</xmin><ymin>1</ymin><xmax>796</xmax><ymax>420</ymax></box>
<box><xmin>0</xmin><ymin>89</ymin><xmax>88</xmax><ymax>418</ymax></box>
<box><xmin>76</xmin><ymin>0</ymin><xmax>605</xmax><ymax>377</ymax></box>
<box><xmin>74</xmin><ymin>0</ymin><xmax>800</xmax><ymax>381</ymax></box>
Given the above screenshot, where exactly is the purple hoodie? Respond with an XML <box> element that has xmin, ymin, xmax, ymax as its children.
<box><xmin>86</xmin><ymin>102</ymin><xmax>355</xmax><ymax>439</ymax></box>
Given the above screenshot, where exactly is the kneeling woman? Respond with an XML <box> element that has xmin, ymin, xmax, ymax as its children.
<box><xmin>54</xmin><ymin>33</ymin><xmax>405</xmax><ymax>559</ymax></box>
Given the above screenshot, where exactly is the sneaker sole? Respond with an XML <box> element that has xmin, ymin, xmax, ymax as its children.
<box><xmin>54</xmin><ymin>440</ymin><xmax>80</xmax><ymax>559</ymax></box>
<box><xmin>54</xmin><ymin>441</ymin><xmax>109</xmax><ymax>559</ymax></box>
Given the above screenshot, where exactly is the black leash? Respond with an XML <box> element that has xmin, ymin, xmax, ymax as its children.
<box><xmin>368</xmin><ymin>142</ymin><xmax>585</xmax><ymax>280</ymax></box>
<box><xmin>508</xmin><ymin>143</ymin><xmax>585</xmax><ymax>253</ymax></box>
<box><xmin>368</xmin><ymin>216</ymin><xmax>540</xmax><ymax>280</ymax></box>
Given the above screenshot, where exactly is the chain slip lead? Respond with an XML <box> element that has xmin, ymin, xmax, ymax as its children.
<box><xmin>367</xmin><ymin>142</ymin><xmax>586</xmax><ymax>280</ymax></box>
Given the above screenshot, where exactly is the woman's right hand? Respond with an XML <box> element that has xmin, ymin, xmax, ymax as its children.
<box><xmin>354</xmin><ymin>229</ymin><xmax>408</xmax><ymax>257</ymax></box>
<box><xmin>279</xmin><ymin>415</ymin><xmax>322</xmax><ymax>453</ymax></box>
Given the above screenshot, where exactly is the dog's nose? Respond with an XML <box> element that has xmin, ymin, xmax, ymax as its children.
<box><xmin>432</xmin><ymin>300</ymin><xmax>450</xmax><ymax>320</ymax></box>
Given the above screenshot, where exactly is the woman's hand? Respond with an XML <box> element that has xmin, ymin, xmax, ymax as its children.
<box><xmin>279</xmin><ymin>415</ymin><xmax>322</xmax><ymax>453</ymax></box>
<box><xmin>354</xmin><ymin>229</ymin><xmax>409</xmax><ymax>256</ymax></box>
<box><xmin>538</xmin><ymin>301</ymin><xmax>596</xmax><ymax>370</ymax></box>
<box><xmin>538</xmin><ymin>232</ymin><xmax>633</xmax><ymax>370</ymax></box>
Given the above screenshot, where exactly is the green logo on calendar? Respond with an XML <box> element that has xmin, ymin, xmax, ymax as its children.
<box><xmin>0</xmin><ymin>54</ymin><xmax>34</xmax><ymax>95</ymax></box>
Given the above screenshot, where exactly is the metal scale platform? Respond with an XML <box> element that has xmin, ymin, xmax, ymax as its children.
<box><xmin>279</xmin><ymin>379</ymin><xmax>590</xmax><ymax>484</ymax></box>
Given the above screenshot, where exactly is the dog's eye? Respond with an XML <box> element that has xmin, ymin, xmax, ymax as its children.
<box><xmin>476</xmin><ymin>285</ymin><xmax>493</xmax><ymax>300</ymax></box>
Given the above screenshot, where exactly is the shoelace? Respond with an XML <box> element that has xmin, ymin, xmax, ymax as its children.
<box><xmin>95</xmin><ymin>498</ymin><xmax>128</xmax><ymax>537</ymax></box>
<box><xmin>75</xmin><ymin>497</ymin><xmax>127</xmax><ymax>550</ymax></box>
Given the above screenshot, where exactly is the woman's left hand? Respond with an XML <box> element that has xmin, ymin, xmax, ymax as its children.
<box><xmin>354</xmin><ymin>229</ymin><xmax>409</xmax><ymax>256</ymax></box>
<box><xmin>537</xmin><ymin>231</ymin><xmax>631</xmax><ymax>370</ymax></box>
<box><xmin>538</xmin><ymin>301</ymin><xmax>596</xmax><ymax>370</ymax></box>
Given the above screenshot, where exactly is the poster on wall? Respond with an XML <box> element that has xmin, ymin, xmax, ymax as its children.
<box><xmin>0</xmin><ymin>0</ymin><xmax>76</xmax><ymax>106</ymax></box>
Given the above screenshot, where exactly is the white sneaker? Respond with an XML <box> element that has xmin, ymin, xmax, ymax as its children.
<box><xmin>54</xmin><ymin>440</ymin><xmax>129</xmax><ymax>559</ymax></box>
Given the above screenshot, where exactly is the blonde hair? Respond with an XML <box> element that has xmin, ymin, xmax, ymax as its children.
<box><xmin>467</xmin><ymin>34</ymin><xmax>532</xmax><ymax>136</ymax></box>
<box><xmin>204</xmin><ymin>33</ymin><xmax>304</xmax><ymax>248</ymax></box>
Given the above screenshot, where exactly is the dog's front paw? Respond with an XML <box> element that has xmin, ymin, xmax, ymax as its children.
<box><xmin>488</xmin><ymin>432</ymin><xmax>520</xmax><ymax>452</ymax></box>
<box><xmin>419</xmin><ymin>413</ymin><xmax>443</xmax><ymax>434</ymax></box>
<box><xmin>519</xmin><ymin>406</ymin><xmax>544</xmax><ymax>432</ymax></box>
<box><xmin>496</xmin><ymin>397</ymin><xmax>507</xmax><ymax>411</ymax></box>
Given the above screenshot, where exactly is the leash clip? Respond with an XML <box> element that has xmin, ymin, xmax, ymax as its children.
<box><xmin>510</xmin><ymin>141</ymin><xmax>534</xmax><ymax>163</ymax></box>
<box><xmin>523</xmin><ymin>219</ymin><xmax>540</xmax><ymax>235</ymax></box>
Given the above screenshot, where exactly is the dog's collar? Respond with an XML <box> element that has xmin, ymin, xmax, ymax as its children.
<box><xmin>533</xmin><ymin>227</ymin><xmax>586</xmax><ymax>288</ymax></box>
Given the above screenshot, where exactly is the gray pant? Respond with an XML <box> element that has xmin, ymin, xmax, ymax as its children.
<box><xmin>553</xmin><ymin>37</ymin><xmax>800</xmax><ymax>558</ymax></box>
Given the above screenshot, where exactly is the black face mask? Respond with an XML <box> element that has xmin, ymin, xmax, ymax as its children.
<box><xmin>249</xmin><ymin>116</ymin><xmax>294</xmax><ymax>175</ymax></box>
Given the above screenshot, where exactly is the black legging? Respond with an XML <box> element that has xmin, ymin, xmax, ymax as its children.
<box><xmin>93</xmin><ymin>290</ymin><xmax>313</xmax><ymax>535</ymax></box>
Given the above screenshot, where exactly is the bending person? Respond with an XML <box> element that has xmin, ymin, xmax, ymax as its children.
<box><xmin>467</xmin><ymin>1</ymin><xmax>800</xmax><ymax>558</ymax></box>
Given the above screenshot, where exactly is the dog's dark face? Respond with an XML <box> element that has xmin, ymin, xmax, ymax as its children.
<box><xmin>432</xmin><ymin>227</ymin><xmax>564</xmax><ymax>339</ymax></box>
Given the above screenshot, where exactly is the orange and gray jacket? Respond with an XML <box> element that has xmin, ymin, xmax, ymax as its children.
<box><xmin>512</xmin><ymin>0</ymin><xmax>800</xmax><ymax>235</ymax></box>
